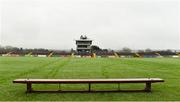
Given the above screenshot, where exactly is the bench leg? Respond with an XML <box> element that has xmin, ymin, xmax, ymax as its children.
<box><xmin>27</xmin><ymin>83</ymin><xmax>32</xmax><ymax>93</ymax></box>
<box><xmin>88</xmin><ymin>83</ymin><xmax>91</xmax><ymax>92</ymax></box>
<box><xmin>145</xmin><ymin>82</ymin><xmax>151</xmax><ymax>92</ymax></box>
<box><xmin>58</xmin><ymin>83</ymin><xmax>61</xmax><ymax>91</ymax></box>
<box><xmin>118</xmin><ymin>83</ymin><xmax>120</xmax><ymax>91</ymax></box>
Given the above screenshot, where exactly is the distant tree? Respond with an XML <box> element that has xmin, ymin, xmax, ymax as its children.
<box><xmin>20</xmin><ymin>47</ymin><xmax>23</xmax><ymax>51</ymax></box>
<box><xmin>137</xmin><ymin>50</ymin><xmax>144</xmax><ymax>53</ymax></box>
<box><xmin>91</xmin><ymin>45</ymin><xmax>101</xmax><ymax>52</ymax></box>
<box><xmin>0</xmin><ymin>45</ymin><xmax>4</xmax><ymax>53</ymax></box>
<box><xmin>166</xmin><ymin>49</ymin><xmax>172</xmax><ymax>53</ymax></box>
<box><xmin>71</xmin><ymin>48</ymin><xmax>75</xmax><ymax>53</ymax></box>
<box><xmin>145</xmin><ymin>48</ymin><xmax>152</xmax><ymax>52</ymax></box>
<box><xmin>4</xmin><ymin>45</ymin><xmax>14</xmax><ymax>50</ymax></box>
<box><xmin>122</xmin><ymin>47</ymin><xmax>132</xmax><ymax>53</ymax></box>
<box><xmin>107</xmin><ymin>49</ymin><xmax>114</xmax><ymax>53</ymax></box>
<box><xmin>3</xmin><ymin>45</ymin><xmax>18</xmax><ymax>52</ymax></box>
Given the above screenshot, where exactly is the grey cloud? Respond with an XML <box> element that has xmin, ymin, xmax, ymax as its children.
<box><xmin>0</xmin><ymin>0</ymin><xmax>179</xmax><ymax>50</ymax></box>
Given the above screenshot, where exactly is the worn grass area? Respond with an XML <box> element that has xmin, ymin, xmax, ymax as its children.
<box><xmin>0</xmin><ymin>57</ymin><xmax>180</xmax><ymax>101</ymax></box>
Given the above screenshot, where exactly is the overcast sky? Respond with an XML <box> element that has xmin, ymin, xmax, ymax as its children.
<box><xmin>0</xmin><ymin>0</ymin><xmax>180</xmax><ymax>50</ymax></box>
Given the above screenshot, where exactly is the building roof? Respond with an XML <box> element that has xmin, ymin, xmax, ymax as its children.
<box><xmin>75</xmin><ymin>35</ymin><xmax>92</xmax><ymax>41</ymax></box>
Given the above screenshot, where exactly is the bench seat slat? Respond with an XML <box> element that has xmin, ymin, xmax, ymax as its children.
<box><xmin>13</xmin><ymin>78</ymin><xmax>164</xmax><ymax>83</ymax></box>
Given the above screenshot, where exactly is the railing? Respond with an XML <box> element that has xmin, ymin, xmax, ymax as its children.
<box><xmin>76</xmin><ymin>42</ymin><xmax>92</xmax><ymax>45</ymax></box>
<box><xmin>77</xmin><ymin>47</ymin><xmax>91</xmax><ymax>49</ymax></box>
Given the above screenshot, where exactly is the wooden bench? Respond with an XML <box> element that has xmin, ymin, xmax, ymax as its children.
<box><xmin>13</xmin><ymin>78</ymin><xmax>164</xmax><ymax>93</ymax></box>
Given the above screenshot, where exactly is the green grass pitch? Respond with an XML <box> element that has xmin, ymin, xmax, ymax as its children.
<box><xmin>0</xmin><ymin>57</ymin><xmax>180</xmax><ymax>101</ymax></box>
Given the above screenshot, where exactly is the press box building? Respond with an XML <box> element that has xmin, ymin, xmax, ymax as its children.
<box><xmin>76</xmin><ymin>35</ymin><xmax>92</xmax><ymax>54</ymax></box>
